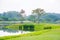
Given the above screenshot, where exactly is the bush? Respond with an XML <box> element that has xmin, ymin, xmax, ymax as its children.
<box><xmin>44</xmin><ymin>27</ymin><xmax>52</xmax><ymax>29</ymax></box>
<box><xmin>23</xmin><ymin>25</ymin><xmax>34</xmax><ymax>31</ymax></box>
<box><xmin>19</xmin><ymin>26</ymin><xmax>23</xmax><ymax>30</ymax></box>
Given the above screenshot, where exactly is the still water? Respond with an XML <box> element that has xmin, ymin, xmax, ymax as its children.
<box><xmin>0</xmin><ymin>30</ymin><xmax>30</xmax><ymax>37</ymax></box>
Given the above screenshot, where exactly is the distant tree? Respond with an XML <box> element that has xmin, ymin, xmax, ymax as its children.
<box><xmin>20</xmin><ymin>9</ymin><xmax>25</xmax><ymax>14</ymax></box>
<box><xmin>27</xmin><ymin>15</ymin><xmax>36</xmax><ymax>23</ymax></box>
<box><xmin>20</xmin><ymin>9</ymin><xmax>26</xmax><ymax>23</ymax></box>
<box><xmin>32</xmin><ymin>8</ymin><xmax>45</xmax><ymax>23</ymax></box>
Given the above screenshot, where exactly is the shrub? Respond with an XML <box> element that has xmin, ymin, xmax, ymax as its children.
<box><xmin>23</xmin><ymin>25</ymin><xmax>34</xmax><ymax>31</ymax></box>
<box><xmin>19</xmin><ymin>26</ymin><xmax>23</xmax><ymax>30</ymax></box>
<box><xmin>44</xmin><ymin>26</ymin><xmax>52</xmax><ymax>29</ymax></box>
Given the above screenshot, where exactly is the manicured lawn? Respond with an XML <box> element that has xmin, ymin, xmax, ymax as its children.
<box><xmin>0</xmin><ymin>29</ymin><xmax>60</xmax><ymax>40</ymax></box>
<box><xmin>5</xmin><ymin>23</ymin><xmax>60</xmax><ymax>31</ymax></box>
<box><xmin>0</xmin><ymin>23</ymin><xmax>60</xmax><ymax>40</ymax></box>
<box><xmin>6</xmin><ymin>29</ymin><xmax>60</xmax><ymax>40</ymax></box>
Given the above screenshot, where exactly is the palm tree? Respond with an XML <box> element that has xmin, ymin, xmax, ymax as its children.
<box><xmin>32</xmin><ymin>8</ymin><xmax>45</xmax><ymax>23</ymax></box>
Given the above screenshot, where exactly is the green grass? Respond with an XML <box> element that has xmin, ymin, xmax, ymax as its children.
<box><xmin>0</xmin><ymin>29</ymin><xmax>60</xmax><ymax>40</ymax></box>
<box><xmin>6</xmin><ymin>29</ymin><xmax>60</xmax><ymax>40</ymax></box>
<box><xmin>5</xmin><ymin>23</ymin><xmax>60</xmax><ymax>31</ymax></box>
<box><xmin>0</xmin><ymin>23</ymin><xmax>60</xmax><ymax>40</ymax></box>
<box><xmin>0</xmin><ymin>30</ymin><xmax>50</xmax><ymax>40</ymax></box>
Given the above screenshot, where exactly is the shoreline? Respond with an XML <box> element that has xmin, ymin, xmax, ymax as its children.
<box><xmin>0</xmin><ymin>30</ymin><xmax>30</xmax><ymax>37</ymax></box>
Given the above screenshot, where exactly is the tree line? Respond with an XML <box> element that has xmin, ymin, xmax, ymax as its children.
<box><xmin>0</xmin><ymin>8</ymin><xmax>60</xmax><ymax>23</ymax></box>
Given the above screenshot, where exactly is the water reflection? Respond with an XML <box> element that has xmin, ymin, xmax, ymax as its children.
<box><xmin>0</xmin><ymin>28</ymin><xmax>30</xmax><ymax>37</ymax></box>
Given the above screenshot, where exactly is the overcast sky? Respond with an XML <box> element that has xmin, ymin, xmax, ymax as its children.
<box><xmin>0</xmin><ymin>0</ymin><xmax>60</xmax><ymax>15</ymax></box>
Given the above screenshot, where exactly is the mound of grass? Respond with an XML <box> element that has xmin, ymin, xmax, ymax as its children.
<box><xmin>5</xmin><ymin>23</ymin><xmax>60</xmax><ymax>31</ymax></box>
<box><xmin>0</xmin><ymin>29</ymin><xmax>50</xmax><ymax>40</ymax></box>
<box><xmin>0</xmin><ymin>29</ymin><xmax>60</xmax><ymax>40</ymax></box>
<box><xmin>1</xmin><ymin>23</ymin><xmax>60</xmax><ymax>40</ymax></box>
<box><xmin>4</xmin><ymin>29</ymin><xmax>60</xmax><ymax>40</ymax></box>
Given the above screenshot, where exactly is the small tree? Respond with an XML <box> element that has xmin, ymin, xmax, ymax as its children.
<box><xmin>20</xmin><ymin>9</ymin><xmax>25</xmax><ymax>14</ymax></box>
<box><xmin>20</xmin><ymin>9</ymin><xmax>25</xmax><ymax>33</ymax></box>
<box><xmin>32</xmin><ymin>8</ymin><xmax>45</xmax><ymax>23</ymax></box>
<box><xmin>20</xmin><ymin>9</ymin><xmax>25</xmax><ymax>23</ymax></box>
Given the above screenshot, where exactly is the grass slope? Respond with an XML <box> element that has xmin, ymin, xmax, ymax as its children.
<box><xmin>5</xmin><ymin>23</ymin><xmax>60</xmax><ymax>31</ymax></box>
<box><xmin>0</xmin><ymin>23</ymin><xmax>60</xmax><ymax>40</ymax></box>
<box><xmin>7</xmin><ymin>29</ymin><xmax>60</xmax><ymax>40</ymax></box>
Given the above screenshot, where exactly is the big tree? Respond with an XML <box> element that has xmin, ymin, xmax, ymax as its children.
<box><xmin>32</xmin><ymin>8</ymin><xmax>45</xmax><ymax>23</ymax></box>
<box><xmin>20</xmin><ymin>9</ymin><xmax>26</xmax><ymax>23</ymax></box>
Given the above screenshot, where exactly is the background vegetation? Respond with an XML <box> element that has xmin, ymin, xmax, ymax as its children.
<box><xmin>0</xmin><ymin>8</ymin><xmax>60</xmax><ymax>40</ymax></box>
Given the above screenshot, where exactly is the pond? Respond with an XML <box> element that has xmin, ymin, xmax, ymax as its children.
<box><xmin>0</xmin><ymin>30</ymin><xmax>30</xmax><ymax>37</ymax></box>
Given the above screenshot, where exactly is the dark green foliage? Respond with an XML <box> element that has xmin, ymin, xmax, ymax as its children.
<box><xmin>4</xmin><ymin>23</ymin><xmax>60</xmax><ymax>32</ymax></box>
<box><xmin>19</xmin><ymin>26</ymin><xmax>22</xmax><ymax>30</ymax></box>
<box><xmin>23</xmin><ymin>25</ymin><xmax>29</xmax><ymax>31</ymax></box>
<box><xmin>29</xmin><ymin>25</ymin><xmax>34</xmax><ymax>31</ymax></box>
<box><xmin>0</xmin><ymin>39</ymin><xmax>4</xmax><ymax>40</ymax></box>
<box><xmin>44</xmin><ymin>27</ymin><xmax>52</xmax><ymax>29</ymax></box>
<box><xmin>23</xmin><ymin>25</ymin><xmax>34</xmax><ymax>31</ymax></box>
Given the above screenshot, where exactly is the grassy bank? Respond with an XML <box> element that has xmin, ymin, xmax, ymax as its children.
<box><xmin>5</xmin><ymin>23</ymin><xmax>60</xmax><ymax>31</ymax></box>
<box><xmin>0</xmin><ymin>29</ymin><xmax>60</xmax><ymax>40</ymax></box>
<box><xmin>0</xmin><ymin>23</ymin><xmax>60</xmax><ymax>40</ymax></box>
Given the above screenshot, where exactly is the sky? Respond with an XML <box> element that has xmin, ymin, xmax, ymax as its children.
<box><xmin>0</xmin><ymin>0</ymin><xmax>60</xmax><ymax>15</ymax></box>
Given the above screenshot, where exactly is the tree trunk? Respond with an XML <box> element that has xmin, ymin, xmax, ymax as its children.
<box><xmin>37</xmin><ymin>14</ymin><xmax>40</xmax><ymax>24</ymax></box>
